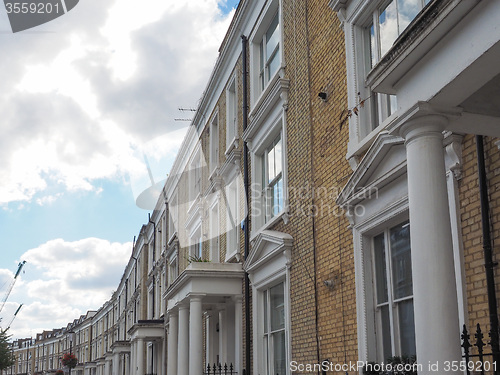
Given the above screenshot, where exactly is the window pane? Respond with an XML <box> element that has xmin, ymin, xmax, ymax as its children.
<box><xmin>268</xmin><ymin>50</ymin><xmax>280</xmax><ymax>81</ymax></box>
<box><xmin>270</xmin><ymin>283</ymin><xmax>285</xmax><ymax>331</ymax></box>
<box><xmin>398</xmin><ymin>299</ymin><xmax>416</xmax><ymax>356</ymax></box>
<box><xmin>263</xmin><ymin>336</ymin><xmax>269</xmax><ymax>374</ymax></box>
<box><xmin>374</xmin><ymin>233</ymin><xmax>388</xmax><ymax>304</ymax></box>
<box><xmin>397</xmin><ymin>0</ymin><xmax>420</xmax><ymax>32</ymax></box>
<box><xmin>275</xmin><ymin>136</ymin><xmax>282</xmax><ymax>176</ymax></box>
<box><xmin>389</xmin><ymin>94</ymin><xmax>398</xmax><ymax>115</ymax></box>
<box><xmin>370</xmin><ymin>22</ymin><xmax>376</xmax><ymax>68</ymax></box>
<box><xmin>390</xmin><ymin>222</ymin><xmax>412</xmax><ymax>299</ymax></box>
<box><xmin>264</xmin><ymin>290</ymin><xmax>268</xmax><ymax>333</ymax></box>
<box><xmin>379</xmin><ymin>0</ymin><xmax>398</xmax><ymax>56</ymax></box>
<box><xmin>267</xmin><ymin>145</ymin><xmax>275</xmax><ymax>183</ymax></box>
<box><xmin>272</xmin><ymin>330</ymin><xmax>286</xmax><ymax>375</ymax></box>
<box><xmin>380</xmin><ymin>304</ymin><xmax>392</xmax><ymax>361</ymax></box>
<box><xmin>266</xmin><ymin>13</ymin><xmax>279</xmax><ymax>63</ymax></box>
<box><xmin>271</xmin><ymin>176</ymin><xmax>283</xmax><ymax>217</ymax></box>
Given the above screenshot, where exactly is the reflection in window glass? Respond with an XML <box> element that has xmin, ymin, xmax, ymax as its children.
<box><xmin>259</xmin><ymin>12</ymin><xmax>280</xmax><ymax>92</ymax></box>
<box><xmin>397</xmin><ymin>0</ymin><xmax>420</xmax><ymax>31</ymax></box>
<box><xmin>379</xmin><ymin>0</ymin><xmax>398</xmax><ymax>56</ymax></box>
<box><xmin>373</xmin><ymin>221</ymin><xmax>415</xmax><ymax>360</ymax></box>
<box><xmin>263</xmin><ymin>282</ymin><xmax>287</xmax><ymax>375</ymax></box>
<box><xmin>263</xmin><ymin>134</ymin><xmax>284</xmax><ymax>221</ymax></box>
<box><xmin>370</xmin><ymin>23</ymin><xmax>376</xmax><ymax>68</ymax></box>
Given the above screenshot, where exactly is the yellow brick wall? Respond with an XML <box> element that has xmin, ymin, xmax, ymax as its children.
<box><xmin>460</xmin><ymin>135</ymin><xmax>500</xmax><ymax>337</ymax></box>
<box><xmin>280</xmin><ymin>0</ymin><xmax>356</xmax><ymax>372</ymax></box>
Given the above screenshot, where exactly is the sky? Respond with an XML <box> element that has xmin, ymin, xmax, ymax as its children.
<box><xmin>0</xmin><ymin>0</ymin><xmax>239</xmax><ymax>340</ymax></box>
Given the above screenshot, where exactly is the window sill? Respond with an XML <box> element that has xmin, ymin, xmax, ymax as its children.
<box><xmin>347</xmin><ymin>112</ymin><xmax>399</xmax><ymax>168</ymax></box>
<box><xmin>250</xmin><ymin>209</ymin><xmax>289</xmax><ymax>242</ymax></box>
<box><xmin>225</xmin><ymin>248</ymin><xmax>242</xmax><ymax>263</ymax></box>
<box><xmin>225</xmin><ymin>136</ymin><xmax>239</xmax><ymax>156</ymax></box>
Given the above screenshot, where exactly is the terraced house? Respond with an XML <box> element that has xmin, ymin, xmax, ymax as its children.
<box><xmin>5</xmin><ymin>0</ymin><xmax>500</xmax><ymax>375</ymax></box>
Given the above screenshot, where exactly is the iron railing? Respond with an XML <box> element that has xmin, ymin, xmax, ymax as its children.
<box><xmin>204</xmin><ymin>363</ymin><xmax>237</xmax><ymax>375</ymax></box>
<box><xmin>461</xmin><ymin>323</ymin><xmax>500</xmax><ymax>375</ymax></box>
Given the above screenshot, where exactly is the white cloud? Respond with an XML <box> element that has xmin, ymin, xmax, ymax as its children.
<box><xmin>0</xmin><ymin>0</ymin><xmax>234</xmax><ymax>208</ymax></box>
<box><xmin>2</xmin><ymin>238</ymin><xmax>131</xmax><ymax>338</ymax></box>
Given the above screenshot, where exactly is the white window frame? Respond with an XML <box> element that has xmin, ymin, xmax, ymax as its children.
<box><xmin>225</xmin><ymin>178</ymin><xmax>240</xmax><ymax>262</ymax></box>
<box><xmin>226</xmin><ymin>75</ymin><xmax>238</xmax><ymax>154</ymax></box>
<box><xmin>252</xmin><ymin>272</ymin><xmax>291</xmax><ymax>375</ymax></box>
<box><xmin>261</xmin><ymin>133</ymin><xmax>283</xmax><ymax>222</ymax></box>
<box><xmin>190</xmin><ymin>224</ymin><xmax>203</xmax><ymax>261</ymax></box>
<box><xmin>352</xmin><ymin>198</ymin><xmax>410</xmax><ymax>363</ymax></box>
<box><xmin>249</xmin><ymin>0</ymin><xmax>282</xmax><ymax>105</ymax></box>
<box><xmin>250</xmin><ymin>115</ymin><xmax>288</xmax><ymax>234</ymax></box>
<box><xmin>372</xmin><ymin>220</ymin><xmax>415</xmax><ymax>361</ymax></box>
<box><xmin>168</xmin><ymin>191</ymin><xmax>178</xmax><ymax>242</ymax></box>
<box><xmin>168</xmin><ymin>252</ymin><xmax>178</xmax><ymax>285</ymax></box>
<box><xmin>210</xmin><ymin>112</ymin><xmax>219</xmax><ymax>175</ymax></box>
<box><xmin>189</xmin><ymin>147</ymin><xmax>202</xmax><ymax>206</ymax></box>
<box><xmin>209</xmin><ymin>201</ymin><xmax>220</xmax><ymax>263</ymax></box>
<box><xmin>261</xmin><ymin>281</ymin><xmax>287</xmax><ymax>375</ymax></box>
<box><xmin>342</xmin><ymin>0</ymin><xmax>431</xmax><ymax>159</ymax></box>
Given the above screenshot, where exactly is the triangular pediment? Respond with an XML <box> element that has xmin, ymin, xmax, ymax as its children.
<box><xmin>244</xmin><ymin>230</ymin><xmax>293</xmax><ymax>274</ymax></box>
<box><xmin>337</xmin><ymin>132</ymin><xmax>406</xmax><ymax>207</ymax></box>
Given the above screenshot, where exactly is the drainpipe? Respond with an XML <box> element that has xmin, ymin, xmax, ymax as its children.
<box><xmin>242</xmin><ymin>34</ymin><xmax>251</xmax><ymax>375</ymax></box>
<box><xmin>476</xmin><ymin>135</ymin><xmax>500</xmax><ymax>366</ymax></box>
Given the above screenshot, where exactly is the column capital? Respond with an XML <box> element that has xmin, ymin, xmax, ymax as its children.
<box><xmin>400</xmin><ymin>114</ymin><xmax>448</xmax><ymax>144</ymax></box>
<box><xmin>176</xmin><ymin>302</ymin><xmax>189</xmax><ymax>311</ymax></box>
<box><xmin>188</xmin><ymin>293</ymin><xmax>206</xmax><ymax>303</ymax></box>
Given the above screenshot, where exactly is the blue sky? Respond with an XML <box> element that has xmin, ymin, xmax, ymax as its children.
<box><xmin>0</xmin><ymin>0</ymin><xmax>239</xmax><ymax>339</ymax></box>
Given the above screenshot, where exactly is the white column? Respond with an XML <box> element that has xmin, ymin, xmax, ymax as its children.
<box><xmin>401</xmin><ymin>116</ymin><xmax>462</xmax><ymax>374</ymax></box>
<box><xmin>112</xmin><ymin>353</ymin><xmax>119</xmax><ymax>375</ymax></box>
<box><xmin>136</xmin><ymin>339</ymin><xmax>144</xmax><ymax>375</ymax></box>
<box><xmin>178</xmin><ymin>304</ymin><xmax>189</xmax><ymax>375</ymax></box>
<box><xmin>130</xmin><ymin>343</ymin><xmax>135</xmax><ymax>375</ymax></box>
<box><xmin>189</xmin><ymin>296</ymin><xmax>203</xmax><ymax>375</ymax></box>
<box><xmin>234</xmin><ymin>297</ymin><xmax>243</xmax><ymax>374</ymax></box>
<box><xmin>167</xmin><ymin>312</ymin><xmax>178</xmax><ymax>375</ymax></box>
<box><xmin>218</xmin><ymin>310</ymin><xmax>227</xmax><ymax>364</ymax></box>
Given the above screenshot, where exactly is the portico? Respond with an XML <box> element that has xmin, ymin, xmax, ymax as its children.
<box><xmin>164</xmin><ymin>262</ymin><xmax>244</xmax><ymax>375</ymax></box>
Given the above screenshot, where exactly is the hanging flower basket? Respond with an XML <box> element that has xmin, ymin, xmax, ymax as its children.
<box><xmin>61</xmin><ymin>353</ymin><xmax>78</xmax><ymax>368</ymax></box>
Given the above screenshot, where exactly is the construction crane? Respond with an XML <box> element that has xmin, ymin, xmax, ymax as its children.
<box><xmin>5</xmin><ymin>304</ymin><xmax>23</xmax><ymax>331</ymax></box>
<box><xmin>0</xmin><ymin>260</ymin><xmax>26</xmax><ymax>314</ymax></box>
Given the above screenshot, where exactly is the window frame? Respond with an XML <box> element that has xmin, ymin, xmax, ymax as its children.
<box><xmin>262</xmin><ymin>281</ymin><xmax>287</xmax><ymax>375</ymax></box>
<box><xmin>189</xmin><ymin>147</ymin><xmax>202</xmax><ymax>206</ymax></box>
<box><xmin>226</xmin><ymin>75</ymin><xmax>239</xmax><ymax>154</ymax></box>
<box><xmin>210</xmin><ymin>112</ymin><xmax>219</xmax><ymax>175</ymax></box>
<box><xmin>225</xmin><ymin>177</ymin><xmax>240</xmax><ymax>262</ymax></box>
<box><xmin>249</xmin><ymin>114</ymin><xmax>288</xmax><ymax>234</ymax></box>
<box><xmin>168</xmin><ymin>191</ymin><xmax>178</xmax><ymax>243</ymax></box>
<box><xmin>209</xmin><ymin>200</ymin><xmax>220</xmax><ymax>263</ymax></box>
<box><xmin>249</xmin><ymin>0</ymin><xmax>282</xmax><ymax>105</ymax></box>
<box><xmin>345</xmin><ymin>0</ymin><xmax>432</xmax><ymax>157</ymax></box>
<box><xmin>371</xmin><ymin>220</ymin><xmax>415</xmax><ymax>361</ymax></box>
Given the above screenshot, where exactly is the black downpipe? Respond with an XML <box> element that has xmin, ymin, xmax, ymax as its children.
<box><xmin>242</xmin><ymin>34</ymin><xmax>251</xmax><ymax>375</ymax></box>
<box><xmin>476</xmin><ymin>135</ymin><xmax>500</xmax><ymax>367</ymax></box>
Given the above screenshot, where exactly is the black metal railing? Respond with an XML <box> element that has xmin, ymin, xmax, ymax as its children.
<box><xmin>205</xmin><ymin>363</ymin><xmax>237</xmax><ymax>375</ymax></box>
<box><xmin>461</xmin><ymin>323</ymin><xmax>500</xmax><ymax>375</ymax></box>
